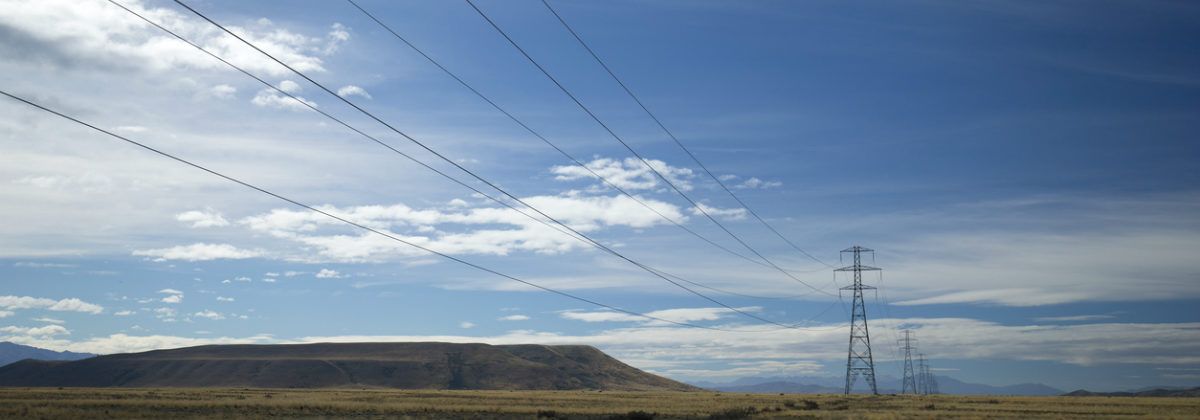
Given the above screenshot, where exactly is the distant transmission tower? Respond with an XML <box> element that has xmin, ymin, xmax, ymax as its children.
<box><xmin>918</xmin><ymin>353</ymin><xmax>929</xmax><ymax>395</ymax></box>
<box><xmin>918</xmin><ymin>353</ymin><xmax>939</xmax><ymax>395</ymax></box>
<box><xmin>899</xmin><ymin>329</ymin><xmax>918</xmax><ymax>394</ymax></box>
<box><xmin>837</xmin><ymin>245</ymin><xmax>880</xmax><ymax>394</ymax></box>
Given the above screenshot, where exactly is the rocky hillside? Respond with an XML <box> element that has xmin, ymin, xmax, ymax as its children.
<box><xmin>0</xmin><ymin>342</ymin><xmax>700</xmax><ymax>391</ymax></box>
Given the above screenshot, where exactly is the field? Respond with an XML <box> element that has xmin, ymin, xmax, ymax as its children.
<box><xmin>1</xmin><ymin>387</ymin><xmax>1197</xmax><ymax>420</ymax></box>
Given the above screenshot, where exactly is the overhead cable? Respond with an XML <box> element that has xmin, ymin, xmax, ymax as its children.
<box><xmin>168</xmin><ymin>0</ymin><xmax>810</xmax><ymax>328</ymax></box>
<box><xmin>540</xmin><ymin>0</ymin><xmax>837</xmax><ymax>269</ymax></box>
<box><xmin>465</xmin><ymin>0</ymin><xmax>836</xmax><ymax>296</ymax></box>
<box><xmin>344</xmin><ymin>0</ymin><xmax>827</xmax><ymax>289</ymax></box>
<box><xmin>0</xmin><ymin>88</ymin><xmax>816</xmax><ymax>333</ymax></box>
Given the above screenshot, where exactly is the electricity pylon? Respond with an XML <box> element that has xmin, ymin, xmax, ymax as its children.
<box><xmin>899</xmin><ymin>329</ymin><xmax>918</xmax><ymax>394</ymax></box>
<box><xmin>918</xmin><ymin>353</ymin><xmax>938</xmax><ymax>395</ymax></box>
<box><xmin>837</xmin><ymin>245</ymin><xmax>880</xmax><ymax>394</ymax></box>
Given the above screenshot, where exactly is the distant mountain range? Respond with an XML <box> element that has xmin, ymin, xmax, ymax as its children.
<box><xmin>0</xmin><ymin>342</ymin><xmax>700</xmax><ymax>391</ymax></box>
<box><xmin>693</xmin><ymin>374</ymin><xmax>1064</xmax><ymax>396</ymax></box>
<box><xmin>1064</xmin><ymin>387</ymin><xmax>1200</xmax><ymax>397</ymax></box>
<box><xmin>0</xmin><ymin>342</ymin><xmax>95</xmax><ymax>367</ymax></box>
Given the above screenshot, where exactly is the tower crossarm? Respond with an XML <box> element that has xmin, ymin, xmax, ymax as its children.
<box><xmin>835</xmin><ymin>265</ymin><xmax>881</xmax><ymax>272</ymax></box>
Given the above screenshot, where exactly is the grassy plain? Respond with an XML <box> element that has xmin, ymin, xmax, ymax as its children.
<box><xmin>0</xmin><ymin>387</ymin><xmax>1197</xmax><ymax>420</ymax></box>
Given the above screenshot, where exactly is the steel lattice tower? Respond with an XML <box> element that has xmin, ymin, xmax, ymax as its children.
<box><xmin>899</xmin><ymin>329</ymin><xmax>918</xmax><ymax>394</ymax></box>
<box><xmin>837</xmin><ymin>245</ymin><xmax>880</xmax><ymax>394</ymax></box>
<box><xmin>918</xmin><ymin>353</ymin><xmax>939</xmax><ymax>395</ymax></box>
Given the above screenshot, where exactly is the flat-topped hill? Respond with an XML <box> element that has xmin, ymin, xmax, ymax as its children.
<box><xmin>0</xmin><ymin>342</ymin><xmax>700</xmax><ymax>391</ymax></box>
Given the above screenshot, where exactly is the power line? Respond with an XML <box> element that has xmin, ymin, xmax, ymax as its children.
<box><xmin>167</xmin><ymin>0</ymin><xmax>810</xmax><ymax>329</ymax></box>
<box><xmin>343</xmin><ymin>0</ymin><xmax>828</xmax><ymax>281</ymax></box>
<box><xmin>103</xmin><ymin>0</ymin><xmax>589</xmax><ymax>252</ymax></box>
<box><xmin>0</xmin><ymin>88</ymin><xmax>798</xmax><ymax>334</ymax></box>
<box><xmin>539</xmin><ymin>0</ymin><xmax>836</xmax><ymax>270</ymax></box>
<box><xmin>867</xmin><ymin>251</ymin><xmax>905</xmax><ymax>363</ymax></box>
<box><xmin>465</xmin><ymin>0</ymin><xmax>834</xmax><ymax>297</ymax></box>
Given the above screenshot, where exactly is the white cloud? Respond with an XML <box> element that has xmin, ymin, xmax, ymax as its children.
<box><xmin>0</xmin><ymin>0</ymin><xmax>330</xmax><ymax>77</ymax></box>
<box><xmin>210</xmin><ymin>84</ymin><xmax>236</xmax><ymax>99</ymax></box>
<box><xmin>114</xmin><ymin>310</ymin><xmax>135</xmax><ymax>316</ymax></box>
<box><xmin>0</xmin><ymin>296</ymin><xmax>103</xmax><ymax>314</ymax></box>
<box><xmin>560</xmin><ymin>306</ymin><xmax>761</xmax><ymax>325</ymax></box>
<box><xmin>32</xmin><ymin>317</ymin><xmax>64</xmax><ymax>324</ymax></box>
<box><xmin>459</xmin><ymin>321</ymin><xmax>475</xmax><ymax>329</ymax></box>
<box><xmin>192</xmin><ymin>310</ymin><xmax>224</xmax><ymax>320</ymax></box>
<box><xmin>48</xmin><ymin>298</ymin><xmax>105</xmax><ymax>313</ymax></box>
<box><xmin>278</xmin><ymin>80</ymin><xmax>301</xmax><ymax>93</ymax></box>
<box><xmin>894</xmin><ymin>317</ymin><xmax>1200</xmax><ymax>366</ymax></box>
<box><xmin>0</xmin><ymin>325</ymin><xmax>70</xmax><ymax>336</ymax></box>
<box><xmin>336</xmin><ymin>85</ymin><xmax>371</xmax><ymax>99</ymax></box>
<box><xmin>689</xmin><ymin>202</ymin><xmax>746</xmax><ymax>221</ymax></box>
<box><xmin>15</xmin><ymin>173</ymin><xmax>114</xmax><ymax>194</ymax></box>
<box><xmin>261</xmin><ymin>278</ymin><xmax>276</xmax><ymax>283</ymax></box>
<box><xmin>551</xmin><ymin>157</ymin><xmax>695</xmax><ymax>192</ymax></box>
<box><xmin>238</xmin><ymin>196</ymin><xmax>684</xmax><ymax>262</ymax></box>
<box><xmin>251</xmin><ymin>88</ymin><xmax>317</xmax><ymax>111</ymax></box>
<box><xmin>732</xmin><ymin>177</ymin><xmax>781</xmax><ymax>189</ymax></box>
<box><xmin>176</xmin><ymin>208</ymin><xmax>229</xmax><ymax>228</ymax></box>
<box><xmin>216</xmin><ymin>296</ymin><xmax>234</xmax><ymax>302</ymax></box>
<box><xmin>132</xmin><ymin>243</ymin><xmax>264</xmax><ymax>262</ymax></box>
<box><xmin>265</xmin><ymin>272</ymin><xmax>279</xmax><ymax>277</ymax></box>
<box><xmin>498</xmin><ymin>315</ymin><xmax>530</xmax><ymax>321</ymax></box>
<box><xmin>319</xmin><ymin>23</ymin><xmax>351</xmax><ymax>55</ymax></box>
<box><xmin>560</xmin><ymin>311</ymin><xmax>638</xmax><ymax>323</ymax></box>
<box><xmin>0</xmin><ymin>311</ymin><xmax>13</xmax><ymax>318</ymax></box>
<box><xmin>886</xmin><ymin>227</ymin><xmax>1200</xmax><ymax>307</ymax></box>
<box><xmin>315</xmin><ymin>269</ymin><xmax>344</xmax><ymax>279</ymax></box>
<box><xmin>1034</xmin><ymin>314</ymin><xmax>1117</xmax><ymax>322</ymax></box>
<box><xmin>157</xmin><ymin>289</ymin><xmax>183</xmax><ymax>304</ymax></box>
<box><xmin>13</xmin><ymin>262</ymin><xmax>75</xmax><ymax>268</ymax></box>
<box><xmin>113</xmin><ymin>125</ymin><xmax>148</xmax><ymax>133</ymax></box>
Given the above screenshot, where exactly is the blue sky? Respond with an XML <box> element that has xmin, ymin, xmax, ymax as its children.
<box><xmin>1</xmin><ymin>0</ymin><xmax>1198</xmax><ymax>392</ymax></box>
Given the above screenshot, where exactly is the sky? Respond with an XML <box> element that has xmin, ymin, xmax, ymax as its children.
<box><xmin>1</xmin><ymin>0</ymin><xmax>1198</xmax><ymax>393</ymax></box>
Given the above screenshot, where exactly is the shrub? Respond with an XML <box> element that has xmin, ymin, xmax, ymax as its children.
<box><xmin>785</xmin><ymin>400</ymin><xmax>819</xmax><ymax>410</ymax></box>
<box><xmin>625</xmin><ymin>410</ymin><xmax>655</xmax><ymax>420</ymax></box>
<box><xmin>707</xmin><ymin>406</ymin><xmax>757</xmax><ymax>420</ymax></box>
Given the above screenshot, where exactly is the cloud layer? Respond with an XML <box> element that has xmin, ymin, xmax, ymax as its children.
<box><xmin>0</xmin><ymin>296</ymin><xmax>103</xmax><ymax>314</ymax></box>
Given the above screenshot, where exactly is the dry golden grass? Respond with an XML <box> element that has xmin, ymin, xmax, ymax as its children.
<box><xmin>0</xmin><ymin>387</ymin><xmax>1196</xmax><ymax>419</ymax></box>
